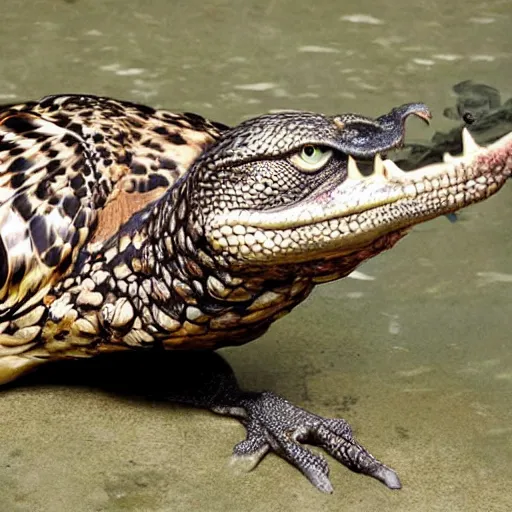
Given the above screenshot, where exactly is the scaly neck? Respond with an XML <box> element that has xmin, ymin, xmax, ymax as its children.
<box><xmin>126</xmin><ymin>183</ymin><xmax>313</xmax><ymax>349</ymax></box>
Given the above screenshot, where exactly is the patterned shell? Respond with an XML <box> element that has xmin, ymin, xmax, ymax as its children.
<box><xmin>0</xmin><ymin>94</ymin><xmax>226</xmax><ymax>324</ymax></box>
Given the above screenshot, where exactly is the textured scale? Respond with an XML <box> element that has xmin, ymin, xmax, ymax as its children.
<box><xmin>0</xmin><ymin>93</ymin><xmax>510</xmax><ymax>493</ymax></box>
<box><xmin>0</xmin><ymin>94</ymin><xmax>509</xmax><ymax>391</ymax></box>
<box><xmin>0</xmin><ymin>94</ymin><xmax>224</xmax><ymax>324</ymax></box>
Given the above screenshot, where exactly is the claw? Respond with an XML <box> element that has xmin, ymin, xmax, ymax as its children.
<box><xmin>311</xmin><ymin>422</ymin><xmax>401</xmax><ymax>489</ymax></box>
<box><xmin>306</xmin><ymin>467</ymin><xmax>334</xmax><ymax>494</ymax></box>
<box><xmin>372</xmin><ymin>464</ymin><xmax>402</xmax><ymax>490</ymax></box>
<box><xmin>230</xmin><ymin>446</ymin><xmax>269</xmax><ymax>472</ymax></box>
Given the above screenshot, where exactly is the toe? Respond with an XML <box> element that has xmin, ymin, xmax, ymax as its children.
<box><xmin>313</xmin><ymin>423</ymin><xmax>401</xmax><ymax>489</ymax></box>
<box><xmin>371</xmin><ymin>464</ymin><xmax>402</xmax><ymax>490</ymax></box>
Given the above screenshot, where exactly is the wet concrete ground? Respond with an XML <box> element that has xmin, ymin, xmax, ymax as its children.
<box><xmin>1</xmin><ymin>0</ymin><xmax>511</xmax><ymax>510</ymax></box>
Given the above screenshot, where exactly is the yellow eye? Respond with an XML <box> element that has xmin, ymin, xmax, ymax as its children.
<box><xmin>290</xmin><ymin>145</ymin><xmax>333</xmax><ymax>172</ymax></box>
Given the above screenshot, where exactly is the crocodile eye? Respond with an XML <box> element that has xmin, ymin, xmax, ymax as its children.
<box><xmin>290</xmin><ymin>145</ymin><xmax>333</xmax><ymax>172</ymax></box>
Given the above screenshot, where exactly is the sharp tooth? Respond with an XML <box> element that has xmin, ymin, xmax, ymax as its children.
<box><xmin>443</xmin><ymin>152</ymin><xmax>455</xmax><ymax>163</ymax></box>
<box><xmin>373</xmin><ymin>153</ymin><xmax>385</xmax><ymax>177</ymax></box>
<box><xmin>347</xmin><ymin>155</ymin><xmax>363</xmax><ymax>180</ymax></box>
<box><xmin>382</xmin><ymin>159</ymin><xmax>406</xmax><ymax>179</ymax></box>
<box><xmin>462</xmin><ymin>127</ymin><xmax>480</xmax><ymax>155</ymax></box>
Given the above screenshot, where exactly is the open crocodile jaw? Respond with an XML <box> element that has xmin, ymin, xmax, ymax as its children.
<box><xmin>209</xmin><ymin>129</ymin><xmax>512</xmax><ymax>264</ymax></box>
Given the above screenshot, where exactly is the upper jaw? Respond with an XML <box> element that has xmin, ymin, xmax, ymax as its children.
<box><xmin>207</xmin><ymin>129</ymin><xmax>512</xmax><ymax>264</ymax></box>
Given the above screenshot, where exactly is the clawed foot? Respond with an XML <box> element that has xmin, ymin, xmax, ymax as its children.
<box><xmin>214</xmin><ymin>391</ymin><xmax>400</xmax><ymax>493</ymax></box>
<box><xmin>16</xmin><ymin>352</ymin><xmax>400</xmax><ymax>493</ymax></box>
<box><xmin>78</xmin><ymin>351</ymin><xmax>400</xmax><ymax>494</ymax></box>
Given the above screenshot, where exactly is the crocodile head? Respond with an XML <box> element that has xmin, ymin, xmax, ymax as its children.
<box><xmin>187</xmin><ymin>104</ymin><xmax>511</xmax><ymax>278</ymax></box>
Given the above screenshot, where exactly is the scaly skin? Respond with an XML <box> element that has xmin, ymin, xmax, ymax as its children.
<box><xmin>0</xmin><ymin>95</ymin><xmax>511</xmax><ymax>492</ymax></box>
<box><xmin>0</xmin><ymin>98</ymin><xmax>431</xmax><ymax>367</ymax></box>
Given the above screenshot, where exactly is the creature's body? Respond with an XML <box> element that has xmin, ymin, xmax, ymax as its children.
<box><xmin>1</xmin><ymin>94</ymin><xmax>511</xmax><ymax>493</ymax></box>
<box><xmin>0</xmin><ymin>96</ymin><xmax>226</xmax><ymax>364</ymax></box>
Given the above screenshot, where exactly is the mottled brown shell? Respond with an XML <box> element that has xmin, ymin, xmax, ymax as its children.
<box><xmin>0</xmin><ymin>94</ymin><xmax>225</xmax><ymax>323</ymax></box>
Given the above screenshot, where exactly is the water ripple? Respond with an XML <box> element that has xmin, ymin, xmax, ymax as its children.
<box><xmin>340</xmin><ymin>14</ymin><xmax>384</xmax><ymax>25</ymax></box>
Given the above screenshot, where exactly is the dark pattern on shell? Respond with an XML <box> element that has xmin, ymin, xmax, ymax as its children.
<box><xmin>0</xmin><ymin>94</ymin><xmax>225</xmax><ymax>327</ymax></box>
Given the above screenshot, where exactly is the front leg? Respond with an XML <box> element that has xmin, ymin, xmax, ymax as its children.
<box><xmin>158</xmin><ymin>351</ymin><xmax>400</xmax><ymax>493</ymax></box>
<box><xmin>13</xmin><ymin>350</ymin><xmax>399</xmax><ymax>493</ymax></box>
<box><xmin>214</xmin><ymin>391</ymin><xmax>400</xmax><ymax>493</ymax></box>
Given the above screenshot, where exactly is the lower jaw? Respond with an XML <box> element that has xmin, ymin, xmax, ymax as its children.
<box><xmin>233</xmin><ymin>229</ymin><xmax>409</xmax><ymax>283</ymax></box>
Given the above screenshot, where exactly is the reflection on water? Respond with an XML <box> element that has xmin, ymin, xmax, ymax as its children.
<box><xmin>0</xmin><ymin>0</ymin><xmax>510</xmax><ymax>511</ymax></box>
